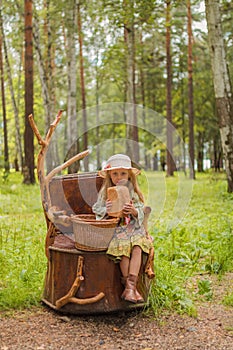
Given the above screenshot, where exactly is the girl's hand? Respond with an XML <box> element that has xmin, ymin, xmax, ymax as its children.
<box><xmin>106</xmin><ymin>199</ymin><xmax>112</xmax><ymax>213</ymax></box>
<box><xmin>122</xmin><ymin>201</ymin><xmax>138</xmax><ymax>217</ymax></box>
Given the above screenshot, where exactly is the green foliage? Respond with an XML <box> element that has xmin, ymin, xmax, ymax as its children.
<box><xmin>148</xmin><ymin>260</ymin><xmax>196</xmax><ymax>317</ymax></box>
<box><xmin>223</xmin><ymin>292</ymin><xmax>233</xmax><ymax>307</ymax></box>
<box><xmin>197</xmin><ymin>279</ymin><xmax>213</xmax><ymax>301</ymax></box>
<box><xmin>0</xmin><ymin>170</ymin><xmax>46</xmax><ymax>310</ymax></box>
<box><xmin>147</xmin><ymin>171</ymin><xmax>233</xmax><ymax>316</ymax></box>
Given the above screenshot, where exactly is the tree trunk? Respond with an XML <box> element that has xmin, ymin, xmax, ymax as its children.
<box><xmin>0</xmin><ymin>20</ymin><xmax>9</xmax><ymax>172</ymax></box>
<box><xmin>24</xmin><ymin>0</ymin><xmax>35</xmax><ymax>184</ymax></box>
<box><xmin>45</xmin><ymin>0</ymin><xmax>55</xmax><ymax>118</ymax></box>
<box><xmin>77</xmin><ymin>1</ymin><xmax>88</xmax><ymax>172</ymax></box>
<box><xmin>34</xmin><ymin>15</ymin><xmax>59</xmax><ymax>174</ymax></box>
<box><xmin>197</xmin><ymin>132</ymin><xmax>204</xmax><ymax>172</ymax></box>
<box><xmin>95</xmin><ymin>62</ymin><xmax>101</xmax><ymax>170</ymax></box>
<box><xmin>166</xmin><ymin>0</ymin><xmax>174</xmax><ymax>176</ymax></box>
<box><xmin>65</xmin><ymin>0</ymin><xmax>79</xmax><ymax>174</ymax></box>
<box><xmin>205</xmin><ymin>0</ymin><xmax>233</xmax><ymax>192</ymax></box>
<box><xmin>139</xmin><ymin>32</ymin><xmax>150</xmax><ymax>170</ymax></box>
<box><xmin>1</xmin><ymin>6</ymin><xmax>23</xmax><ymax>171</ymax></box>
<box><xmin>179</xmin><ymin>52</ymin><xmax>186</xmax><ymax>174</ymax></box>
<box><xmin>213</xmin><ymin>137</ymin><xmax>222</xmax><ymax>172</ymax></box>
<box><xmin>187</xmin><ymin>0</ymin><xmax>195</xmax><ymax>179</ymax></box>
<box><xmin>43</xmin><ymin>0</ymin><xmax>60</xmax><ymax>172</ymax></box>
<box><xmin>124</xmin><ymin>0</ymin><xmax>139</xmax><ymax>164</ymax></box>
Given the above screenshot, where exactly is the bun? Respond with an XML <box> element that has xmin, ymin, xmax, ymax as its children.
<box><xmin>107</xmin><ymin>186</ymin><xmax>130</xmax><ymax>217</ymax></box>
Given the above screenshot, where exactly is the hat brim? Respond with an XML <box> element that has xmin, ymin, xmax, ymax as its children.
<box><xmin>98</xmin><ymin>166</ymin><xmax>140</xmax><ymax>178</ymax></box>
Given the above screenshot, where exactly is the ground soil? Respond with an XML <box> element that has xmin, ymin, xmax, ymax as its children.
<box><xmin>0</xmin><ymin>274</ymin><xmax>233</xmax><ymax>350</ymax></box>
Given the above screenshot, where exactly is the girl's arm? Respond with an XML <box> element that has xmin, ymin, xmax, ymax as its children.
<box><xmin>132</xmin><ymin>199</ymin><xmax>144</xmax><ymax>226</ymax></box>
<box><xmin>123</xmin><ymin>191</ymin><xmax>144</xmax><ymax>225</ymax></box>
<box><xmin>92</xmin><ymin>191</ymin><xmax>107</xmax><ymax>220</ymax></box>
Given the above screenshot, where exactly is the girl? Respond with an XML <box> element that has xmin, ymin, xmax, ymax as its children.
<box><xmin>92</xmin><ymin>154</ymin><xmax>152</xmax><ymax>303</ymax></box>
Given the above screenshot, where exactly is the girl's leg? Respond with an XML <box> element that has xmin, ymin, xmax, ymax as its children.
<box><xmin>120</xmin><ymin>256</ymin><xmax>130</xmax><ymax>300</ymax></box>
<box><xmin>128</xmin><ymin>245</ymin><xmax>142</xmax><ymax>276</ymax></box>
<box><xmin>120</xmin><ymin>255</ymin><xmax>130</xmax><ymax>277</ymax></box>
<box><xmin>122</xmin><ymin>246</ymin><xmax>144</xmax><ymax>303</ymax></box>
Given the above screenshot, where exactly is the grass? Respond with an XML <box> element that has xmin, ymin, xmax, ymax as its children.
<box><xmin>0</xmin><ymin>171</ymin><xmax>47</xmax><ymax>310</ymax></box>
<box><xmin>144</xmin><ymin>170</ymin><xmax>233</xmax><ymax>315</ymax></box>
<box><xmin>0</xmin><ymin>169</ymin><xmax>233</xmax><ymax>314</ymax></box>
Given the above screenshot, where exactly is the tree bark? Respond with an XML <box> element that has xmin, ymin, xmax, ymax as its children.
<box><xmin>187</xmin><ymin>0</ymin><xmax>195</xmax><ymax>179</ymax></box>
<box><xmin>139</xmin><ymin>32</ymin><xmax>150</xmax><ymax>170</ymax></box>
<box><xmin>205</xmin><ymin>0</ymin><xmax>233</xmax><ymax>192</ymax></box>
<box><xmin>34</xmin><ymin>11</ymin><xmax>59</xmax><ymax>173</ymax></box>
<box><xmin>1</xmin><ymin>5</ymin><xmax>23</xmax><ymax>171</ymax></box>
<box><xmin>0</xmin><ymin>18</ymin><xmax>9</xmax><ymax>171</ymax></box>
<box><xmin>44</xmin><ymin>0</ymin><xmax>55</xmax><ymax>118</ymax></box>
<box><xmin>179</xmin><ymin>47</ymin><xmax>186</xmax><ymax>174</ymax></box>
<box><xmin>65</xmin><ymin>0</ymin><xmax>79</xmax><ymax>174</ymax></box>
<box><xmin>213</xmin><ymin>137</ymin><xmax>222</xmax><ymax>172</ymax></box>
<box><xmin>166</xmin><ymin>0</ymin><xmax>174</xmax><ymax>176</ymax></box>
<box><xmin>197</xmin><ymin>132</ymin><xmax>204</xmax><ymax>172</ymax></box>
<box><xmin>124</xmin><ymin>0</ymin><xmax>139</xmax><ymax>164</ymax></box>
<box><xmin>24</xmin><ymin>0</ymin><xmax>35</xmax><ymax>184</ymax></box>
<box><xmin>77</xmin><ymin>1</ymin><xmax>88</xmax><ymax>172</ymax></box>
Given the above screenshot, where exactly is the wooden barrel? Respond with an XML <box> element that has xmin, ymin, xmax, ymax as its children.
<box><xmin>42</xmin><ymin>246</ymin><xmax>151</xmax><ymax>314</ymax></box>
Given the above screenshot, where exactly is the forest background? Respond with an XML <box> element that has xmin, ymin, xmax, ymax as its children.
<box><xmin>0</xmin><ymin>0</ymin><xmax>233</xmax><ymax>188</ymax></box>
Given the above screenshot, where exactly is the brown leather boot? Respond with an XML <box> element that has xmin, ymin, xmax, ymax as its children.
<box><xmin>121</xmin><ymin>274</ymin><xmax>137</xmax><ymax>303</ymax></box>
<box><xmin>121</xmin><ymin>275</ymin><xmax>144</xmax><ymax>303</ymax></box>
<box><xmin>135</xmin><ymin>287</ymin><xmax>144</xmax><ymax>303</ymax></box>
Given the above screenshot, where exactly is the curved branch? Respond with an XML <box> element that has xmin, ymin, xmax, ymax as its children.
<box><xmin>46</xmin><ymin>150</ymin><xmax>89</xmax><ymax>184</ymax></box>
<box><xmin>55</xmin><ymin>256</ymin><xmax>105</xmax><ymax>309</ymax></box>
<box><xmin>28</xmin><ymin>114</ymin><xmax>46</xmax><ymax>146</ymax></box>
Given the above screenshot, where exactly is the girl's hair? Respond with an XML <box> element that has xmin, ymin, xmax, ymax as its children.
<box><xmin>100</xmin><ymin>169</ymin><xmax>144</xmax><ymax>203</ymax></box>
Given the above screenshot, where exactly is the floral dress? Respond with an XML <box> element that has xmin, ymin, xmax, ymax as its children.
<box><xmin>92</xmin><ymin>186</ymin><xmax>152</xmax><ymax>262</ymax></box>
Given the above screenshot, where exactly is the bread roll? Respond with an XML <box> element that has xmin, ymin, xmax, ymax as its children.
<box><xmin>107</xmin><ymin>186</ymin><xmax>130</xmax><ymax>217</ymax></box>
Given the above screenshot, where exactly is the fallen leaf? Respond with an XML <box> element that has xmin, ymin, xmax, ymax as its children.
<box><xmin>113</xmin><ymin>327</ymin><xmax>120</xmax><ymax>332</ymax></box>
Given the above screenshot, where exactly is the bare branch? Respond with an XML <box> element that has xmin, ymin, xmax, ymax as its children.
<box><xmin>28</xmin><ymin>114</ymin><xmax>46</xmax><ymax>146</ymax></box>
<box><xmin>46</xmin><ymin>150</ymin><xmax>89</xmax><ymax>183</ymax></box>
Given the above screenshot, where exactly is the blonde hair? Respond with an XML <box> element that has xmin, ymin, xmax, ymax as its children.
<box><xmin>100</xmin><ymin>169</ymin><xmax>144</xmax><ymax>203</ymax></box>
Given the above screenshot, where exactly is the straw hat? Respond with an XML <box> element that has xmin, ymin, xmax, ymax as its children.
<box><xmin>98</xmin><ymin>154</ymin><xmax>140</xmax><ymax>178</ymax></box>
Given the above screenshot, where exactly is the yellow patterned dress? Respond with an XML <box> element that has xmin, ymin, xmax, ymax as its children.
<box><xmin>92</xmin><ymin>188</ymin><xmax>152</xmax><ymax>262</ymax></box>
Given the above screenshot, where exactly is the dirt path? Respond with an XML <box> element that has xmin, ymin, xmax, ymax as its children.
<box><xmin>0</xmin><ymin>274</ymin><xmax>233</xmax><ymax>350</ymax></box>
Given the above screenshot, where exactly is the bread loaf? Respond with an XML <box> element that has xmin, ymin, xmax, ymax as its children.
<box><xmin>107</xmin><ymin>186</ymin><xmax>131</xmax><ymax>217</ymax></box>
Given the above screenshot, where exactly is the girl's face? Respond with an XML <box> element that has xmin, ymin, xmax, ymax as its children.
<box><xmin>109</xmin><ymin>168</ymin><xmax>129</xmax><ymax>185</ymax></box>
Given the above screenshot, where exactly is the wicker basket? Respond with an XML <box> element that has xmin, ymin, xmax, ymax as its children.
<box><xmin>71</xmin><ymin>214</ymin><xmax>119</xmax><ymax>251</ymax></box>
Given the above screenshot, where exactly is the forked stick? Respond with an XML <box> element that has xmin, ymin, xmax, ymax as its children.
<box><xmin>29</xmin><ymin>111</ymin><xmax>89</xmax><ymax>222</ymax></box>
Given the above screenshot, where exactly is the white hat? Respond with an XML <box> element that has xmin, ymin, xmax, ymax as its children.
<box><xmin>98</xmin><ymin>154</ymin><xmax>140</xmax><ymax>178</ymax></box>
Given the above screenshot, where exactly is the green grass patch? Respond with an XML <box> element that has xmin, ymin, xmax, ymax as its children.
<box><xmin>144</xmin><ymin>171</ymin><xmax>233</xmax><ymax>315</ymax></box>
<box><xmin>223</xmin><ymin>292</ymin><xmax>233</xmax><ymax>307</ymax></box>
<box><xmin>0</xmin><ymin>170</ymin><xmax>47</xmax><ymax>310</ymax></box>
